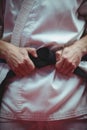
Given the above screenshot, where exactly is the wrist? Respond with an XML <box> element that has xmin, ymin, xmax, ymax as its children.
<box><xmin>75</xmin><ymin>35</ymin><xmax>87</xmax><ymax>56</ymax></box>
<box><xmin>0</xmin><ymin>40</ymin><xmax>11</xmax><ymax>59</ymax></box>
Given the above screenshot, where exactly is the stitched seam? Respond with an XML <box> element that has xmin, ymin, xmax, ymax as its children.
<box><xmin>0</xmin><ymin>107</ymin><xmax>87</xmax><ymax>121</ymax></box>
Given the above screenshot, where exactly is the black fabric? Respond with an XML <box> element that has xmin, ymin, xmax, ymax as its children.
<box><xmin>29</xmin><ymin>47</ymin><xmax>56</xmax><ymax>68</ymax></box>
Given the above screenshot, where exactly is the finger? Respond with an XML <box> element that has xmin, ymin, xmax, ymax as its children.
<box><xmin>25</xmin><ymin>56</ymin><xmax>35</xmax><ymax>70</ymax></box>
<box><xmin>61</xmin><ymin>62</ymin><xmax>76</xmax><ymax>76</ymax></box>
<box><xmin>17</xmin><ymin>55</ymin><xmax>35</xmax><ymax>76</ymax></box>
<box><xmin>56</xmin><ymin>50</ymin><xmax>62</xmax><ymax>61</ymax></box>
<box><xmin>63</xmin><ymin>66</ymin><xmax>75</xmax><ymax>76</ymax></box>
<box><xmin>18</xmin><ymin>58</ymin><xmax>35</xmax><ymax>76</ymax></box>
<box><xmin>24</xmin><ymin>61</ymin><xmax>35</xmax><ymax>74</ymax></box>
<box><xmin>59</xmin><ymin>58</ymin><xmax>69</xmax><ymax>72</ymax></box>
<box><xmin>13</xmin><ymin>67</ymin><xmax>24</xmax><ymax>77</ymax></box>
<box><xmin>56</xmin><ymin>58</ymin><xmax>64</xmax><ymax>71</ymax></box>
<box><xmin>26</xmin><ymin>47</ymin><xmax>38</xmax><ymax>58</ymax></box>
<box><xmin>11</xmin><ymin>63</ymin><xmax>29</xmax><ymax>77</ymax></box>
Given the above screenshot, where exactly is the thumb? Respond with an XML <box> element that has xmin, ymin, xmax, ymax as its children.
<box><xmin>56</xmin><ymin>50</ymin><xmax>62</xmax><ymax>61</ymax></box>
<box><xmin>26</xmin><ymin>47</ymin><xmax>38</xmax><ymax>57</ymax></box>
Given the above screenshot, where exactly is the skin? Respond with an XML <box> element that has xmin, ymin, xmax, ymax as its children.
<box><xmin>0</xmin><ymin>40</ymin><xmax>37</xmax><ymax>77</ymax></box>
<box><xmin>56</xmin><ymin>35</ymin><xmax>87</xmax><ymax>76</ymax></box>
<box><xmin>0</xmin><ymin>35</ymin><xmax>87</xmax><ymax>77</ymax></box>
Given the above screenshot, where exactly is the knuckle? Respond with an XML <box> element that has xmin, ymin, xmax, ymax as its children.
<box><xmin>32</xmin><ymin>64</ymin><xmax>35</xmax><ymax>70</ymax></box>
<box><xmin>18</xmin><ymin>62</ymin><xmax>23</xmax><ymax>67</ymax></box>
<box><xmin>28</xmin><ymin>62</ymin><xmax>35</xmax><ymax>70</ymax></box>
<box><xmin>20</xmin><ymin>57</ymin><xmax>28</xmax><ymax>64</ymax></box>
<box><xmin>30</xmin><ymin>48</ymin><xmax>36</xmax><ymax>53</ymax></box>
<box><xmin>32</xmin><ymin>48</ymin><xmax>36</xmax><ymax>52</ymax></box>
<box><xmin>71</xmin><ymin>63</ymin><xmax>76</xmax><ymax>68</ymax></box>
<box><xmin>63</xmin><ymin>56</ymin><xmax>67</xmax><ymax>61</ymax></box>
<box><xmin>23</xmin><ymin>57</ymin><xmax>28</xmax><ymax>63</ymax></box>
<box><xmin>56</xmin><ymin>51</ymin><xmax>61</xmax><ymax>57</ymax></box>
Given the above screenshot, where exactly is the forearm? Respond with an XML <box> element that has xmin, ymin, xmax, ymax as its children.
<box><xmin>75</xmin><ymin>34</ymin><xmax>87</xmax><ymax>56</ymax></box>
<box><xmin>0</xmin><ymin>40</ymin><xmax>12</xmax><ymax>59</ymax></box>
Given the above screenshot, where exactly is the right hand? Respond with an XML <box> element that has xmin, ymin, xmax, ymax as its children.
<box><xmin>4</xmin><ymin>44</ymin><xmax>37</xmax><ymax>77</ymax></box>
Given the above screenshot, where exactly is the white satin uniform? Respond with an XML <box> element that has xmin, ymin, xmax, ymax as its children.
<box><xmin>0</xmin><ymin>0</ymin><xmax>87</xmax><ymax>121</ymax></box>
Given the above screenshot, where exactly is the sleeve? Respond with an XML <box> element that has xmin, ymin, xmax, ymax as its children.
<box><xmin>0</xmin><ymin>19</ymin><xmax>3</xmax><ymax>38</ymax></box>
<box><xmin>0</xmin><ymin>0</ymin><xmax>6</xmax><ymax>38</ymax></box>
<box><xmin>78</xmin><ymin>0</ymin><xmax>87</xmax><ymax>36</ymax></box>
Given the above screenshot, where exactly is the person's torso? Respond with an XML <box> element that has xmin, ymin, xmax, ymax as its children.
<box><xmin>0</xmin><ymin>0</ymin><xmax>87</xmax><ymax>121</ymax></box>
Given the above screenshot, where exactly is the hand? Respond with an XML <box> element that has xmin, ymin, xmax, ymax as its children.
<box><xmin>4</xmin><ymin>44</ymin><xmax>37</xmax><ymax>77</ymax></box>
<box><xmin>55</xmin><ymin>42</ymin><xmax>83</xmax><ymax>76</ymax></box>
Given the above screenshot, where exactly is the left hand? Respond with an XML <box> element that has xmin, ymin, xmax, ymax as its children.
<box><xmin>55</xmin><ymin>42</ymin><xmax>83</xmax><ymax>76</ymax></box>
